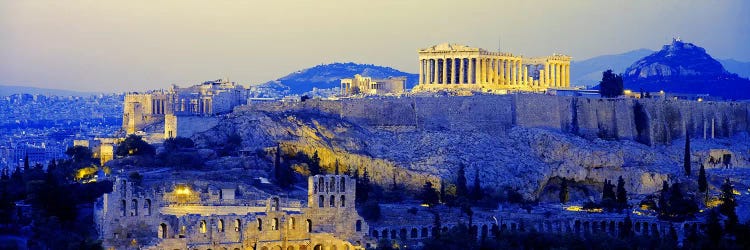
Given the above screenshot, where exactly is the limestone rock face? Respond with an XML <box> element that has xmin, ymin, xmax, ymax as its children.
<box><xmin>193</xmin><ymin>97</ymin><xmax>750</xmax><ymax>200</ymax></box>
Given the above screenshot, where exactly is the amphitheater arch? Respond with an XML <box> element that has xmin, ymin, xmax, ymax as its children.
<box><xmin>158</xmin><ymin>223</ymin><xmax>168</xmax><ymax>238</ymax></box>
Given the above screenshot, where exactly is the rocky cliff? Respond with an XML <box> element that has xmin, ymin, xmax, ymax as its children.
<box><xmin>193</xmin><ymin>95</ymin><xmax>750</xmax><ymax>200</ymax></box>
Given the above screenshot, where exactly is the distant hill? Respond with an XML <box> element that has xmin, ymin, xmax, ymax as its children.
<box><xmin>256</xmin><ymin>62</ymin><xmax>418</xmax><ymax>96</ymax></box>
<box><xmin>719</xmin><ymin>58</ymin><xmax>750</xmax><ymax>79</ymax></box>
<box><xmin>571</xmin><ymin>49</ymin><xmax>654</xmax><ymax>87</ymax></box>
<box><xmin>571</xmin><ymin>49</ymin><xmax>750</xmax><ymax>88</ymax></box>
<box><xmin>622</xmin><ymin>39</ymin><xmax>750</xmax><ymax>100</ymax></box>
<box><xmin>0</xmin><ymin>84</ymin><xmax>99</xmax><ymax>97</ymax></box>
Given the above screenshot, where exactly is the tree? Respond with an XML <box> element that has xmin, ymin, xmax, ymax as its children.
<box><xmin>115</xmin><ymin>134</ymin><xmax>155</xmax><ymax>157</ymax></box>
<box><xmin>470</xmin><ymin>168</ymin><xmax>483</xmax><ymax>201</ymax></box>
<box><xmin>23</xmin><ymin>153</ymin><xmax>30</xmax><ymax>172</ymax></box>
<box><xmin>658</xmin><ymin>181</ymin><xmax>669</xmax><ymax>214</ymax></box>
<box><xmin>706</xmin><ymin>209</ymin><xmax>723</xmax><ymax>246</ymax></box>
<box><xmin>456</xmin><ymin>164</ymin><xmax>468</xmax><ymax>198</ymax></box>
<box><xmin>308</xmin><ymin>151</ymin><xmax>321</xmax><ymax>176</ymax></box>
<box><xmin>420</xmin><ymin>181</ymin><xmax>440</xmax><ymax>206</ymax></box>
<box><xmin>163</xmin><ymin>137</ymin><xmax>194</xmax><ymax>152</ymax></box>
<box><xmin>559</xmin><ymin>177</ymin><xmax>569</xmax><ymax>204</ymax></box>
<box><xmin>334</xmin><ymin>159</ymin><xmax>340</xmax><ymax>175</ymax></box>
<box><xmin>356</xmin><ymin>167</ymin><xmax>370</xmax><ymax>203</ymax></box>
<box><xmin>698</xmin><ymin>164</ymin><xmax>708</xmax><ymax>193</ymax></box>
<box><xmin>684</xmin><ymin>130</ymin><xmax>691</xmax><ymax>176</ymax></box>
<box><xmin>616</xmin><ymin>176</ymin><xmax>627</xmax><ymax>208</ymax></box>
<box><xmin>602</xmin><ymin>179</ymin><xmax>615</xmax><ymax>201</ymax></box>
<box><xmin>719</xmin><ymin>178</ymin><xmax>738</xmax><ymax>230</ymax></box>
<box><xmin>274</xmin><ymin>144</ymin><xmax>293</xmax><ymax>188</ymax></box>
<box><xmin>65</xmin><ymin>145</ymin><xmax>93</xmax><ymax>163</ymax></box>
<box><xmin>599</xmin><ymin>69</ymin><xmax>624</xmax><ymax>98</ymax></box>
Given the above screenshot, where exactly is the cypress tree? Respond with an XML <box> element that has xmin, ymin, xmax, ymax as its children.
<box><xmin>621</xmin><ymin>214</ymin><xmax>632</xmax><ymax>238</ymax></box>
<box><xmin>456</xmin><ymin>164</ymin><xmax>468</xmax><ymax>198</ymax></box>
<box><xmin>616</xmin><ymin>176</ymin><xmax>627</xmax><ymax>207</ymax></box>
<box><xmin>559</xmin><ymin>177</ymin><xmax>569</xmax><ymax>204</ymax></box>
<box><xmin>23</xmin><ymin>153</ymin><xmax>29</xmax><ymax>173</ymax></box>
<box><xmin>309</xmin><ymin>150</ymin><xmax>321</xmax><ymax>176</ymax></box>
<box><xmin>719</xmin><ymin>178</ymin><xmax>738</xmax><ymax>231</ymax></box>
<box><xmin>471</xmin><ymin>168</ymin><xmax>482</xmax><ymax>201</ymax></box>
<box><xmin>334</xmin><ymin>159</ymin><xmax>340</xmax><ymax>175</ymax></box>
<box><xmin>684</xmin><ymin>130</ymin><xmax>691</xmax><ymax>176</ymax></box>
<box><xmin>698</xmin><ymin>164</ymin><xmax>707</xmax><ymax>193</ymax></box>
<box><xmin>658</xmin><ymin>181</ymin><xmax>670</xmax><ymax>216</ymax></box>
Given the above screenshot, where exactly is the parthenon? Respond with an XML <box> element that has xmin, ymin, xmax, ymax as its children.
<box><xmin>414</xmin><ymin>43</ymin><xmax>571</xmax><ymax>92</ymax></box>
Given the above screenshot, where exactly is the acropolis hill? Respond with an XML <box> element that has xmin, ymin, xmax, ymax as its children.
<box><xmin>190</xmin><ymin>94</ymin><xmax>750</xmax><ymax>199</ymax></box>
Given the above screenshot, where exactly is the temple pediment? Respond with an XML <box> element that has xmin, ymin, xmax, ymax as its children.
<box><xmin>419</xmin><ymin>43</ymin><xmax>481</xmax><ymax>52</ymax></box>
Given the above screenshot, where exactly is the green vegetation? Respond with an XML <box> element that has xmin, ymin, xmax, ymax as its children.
<box><xmin>0</xmin><ymin>147</ymin><xmax>113</xmax><ymax>249</ymax></box>
<box><xmin>599</xmin><ymin>69</ymin><xmax>624</xmax><ymax>98</ymax></box>
<box><xmin>116</xmin><ymin>134</ymin><xmax>155</xmax><ymax>157</ymax></box>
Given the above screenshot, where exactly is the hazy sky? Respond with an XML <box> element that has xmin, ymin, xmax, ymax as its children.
<box><xmin>1</xmin><ymin>0</ymin><xmax>748</xmax><ymax>92</ymax></box>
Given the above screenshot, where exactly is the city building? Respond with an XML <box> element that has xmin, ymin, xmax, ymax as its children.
<box><xmin>340</xmin><ymin>74</ymin><xmax>406</xmax><ymax>96</ymax></box>
<box><xmin>414</xmin><ymin>43</ymin><xmax>571</xmax><ymax>92</ymax></box>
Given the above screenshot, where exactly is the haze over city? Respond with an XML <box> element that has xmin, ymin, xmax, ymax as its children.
<box><xmin>1</xmin><ymin>0</ymin><xmax>749</xmax><ymax>92</ymax></box>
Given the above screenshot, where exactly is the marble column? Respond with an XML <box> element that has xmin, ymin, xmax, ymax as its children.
<box><xmin>419</xmin><ymin>60</ymin><xmax>424</xmax><ymax>84</ymax></box>
<box><xmin>565</xmin><ymin>63</ymin><xmax>570</xmax><ymax>88</ymax></box>
<box><xmin>523</xmin><ymin>66</ymin><xmax>528</xmax><ymax>86</ymax></box>
<box><xmin>503</xmin><ymin>58</ymin><xmax>510</xmax><ymax>86</ymax></box>
<box><xmin>475</xmin><ymin>58</ymin><xmax>481</xmax><ymax>84</ymax></box>
<box><xmin>441</xmin><ymin>59</ymin><xmax>447</xmax><ymax>84</ymax></box>
<box><xmin>432</xmin><ymin>59</ymin><xmax>437</xmax><ymax>84</ymax></box>
<box><xmin>457</xmin><ymin>58</ymin><xmax>463</xmax><ymax>84</ymax></box>
<box><xmin>468</xmin><ymin>58</ymin><xmax>475</xmax><ymax>84</ymax></box>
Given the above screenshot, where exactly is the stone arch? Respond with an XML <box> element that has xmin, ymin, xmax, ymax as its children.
<box><xmin>481</xmin><ymin>224</ymin><xmax>488</xmax><ymax>239</ymax></box>
<box><xmin>287</xmin><ymin>246</ymin><xmax>294</xmax><ymax>250</ymax></box>
<box><xmin>410</xmin><ymin>228</ymin><xmax>418</xmax><ymax>238</ymax></box>
<box><xmin>491</xmin><ymin>224</ymin><xmax>499</xmax><ymax>237</ymax></box>
<box><xmin>272</xmin><ymin>197</ymin><xmax>280</xmax><ymax>211</ymax></box>
<box><xmin>235</xmin><ymin>219</ymin><xmax>242</xmax><ymax>232</ymax></box>
<box><xmin>131</xmin><ymin>199</ymin><xmax>138</xmax><ymax>216</ymax></box>
<box><xmin>400</xmin><ymin>228</ymin><xmax>407</xmax><ymax>240</ymax></box>
<box><xmin>260</xmin><ymin>247</ymin><xmax>268</xmax><ymax>250</ymax></box>
<box><xmin>340</xmin><ymin>177</ymin><xmax>346</xmax><ymax>191</ymax></box>
<box><xmin>421</xmin><ymin>227</ymin><xmax>429</xmax><ymax>238</ymax></box>
<box><xmin>583</xmin><ymin>221</ymin><xmax>590</xmax><ymax>233</ymax></box>
<box><xmin>145</xmin><ymin>199</ymin><xmax>152</xmax><ymax>216</ymax></box>
<box><xmin>574</xmin><ymin>220</ymin><xmax>581</xmax><ymax>233</ymax></box>
<box><xmin>317</xmin><ymin>178</ymin><xmax>324</xmax><ymax>192</ymax></box>
<box><xmin>313</xmin><ymin>244</ymin><xmax>323</xmax><ymax>250</ymax></box>
<box><xmin>273</xmin><ymin>218</ymin><xmax>279</xmax><ymax>230</ymax></box>
<box><xmin>306</xmin><ymin>219</ymin><xmax>312</xmax><ymax>233</ymax></box>
<box><xmin>218</xmin><ymin>219</ymin><xmax>224</xmax><ymax>232</ymax></box>
<box><xmin>272</xmin><ymin>246</ymin><xmax>282</xmax><ymax>250</ymax></box>
<box><xmin>634</xmin><ymin>222</ymin><xmax>641</xmax><ymax>233</ymax></box>
<box><xmin>355</xmin><ymin>220</ymin><xmax>362</xmax><ymax>232</ymax></box>
<box><xmin>600</xmin><ymin>221</ymin><xmax>607</xmax><ymax>233</ymax></box>
<box><xmin>372</xmin><ymin>229</ymin><xmax>379</xmax><ymax>238</ymax></box>
<box><xmin>511</xmin><ymin>223</ymin><xmax>517</xmax><ymax>232</ymax></box>
<box><xmin>257</xmin><ymin>218</ymin><xmax>263</xmax><ymax>231</ymax></box>
<box><xmin>340</xmin><ymin>195</ymin><xmax>346</xmax><ymax>207</ymax></box>
<box><xmin>200</xmin><ymin>220</ymin><xmax>207</xmax><ymax>234</ymax></box>
<box><xmin>329</xmin><ymin>195</ymin><xmax>335</xmax><ymax>207</ymax></box>
<box><xmin>120</xmin><ymin>199</ymin><xmax>126</xmax><ymax>216</ymax></box>
<box><xmin>331</xmin><ymin>245</ymin><xmax>337</xmax><ymax>250</ymax></box>
<box><xmin>391</xmin><ymin>229</ymin><xmax>397</xmax><ymax>239</ymax></box>
<box><xmin>289</xmin><ymin>217</ymin><xmax>296</xmax><ymax>229</ymax></box>
<box><xmin>651</xmin><ymin>223</ymin><xmax>659</xmax><ymax>237</ymax></box>
<box><xmin>501</xmin><ymin>224</ymin><xmax>507</xmax><ymax>231</ymax></box>
<box><xmin>609</xmin><ymin>221</ymin><xmax>616</xmax><ymax>234</ymax></box>
<box><xmin>158</xmin><ymin>223</ymin><xmax>168</xmax><ymax>239</ymax></box>
<box><xmin>318</xmin><ymin>195</ymin><xmax>324</xmax><ymax>207</ymax></box>
<box><xmin>643</xmin><ymin>222</ymin><xmax>649</xmax><ymax>235</ymax></box>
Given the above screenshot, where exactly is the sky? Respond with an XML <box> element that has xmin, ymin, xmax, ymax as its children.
<box><xmin>1</xmin><ymin>0</ymin><xmax>749</xmax><ymax>92</ymax></box>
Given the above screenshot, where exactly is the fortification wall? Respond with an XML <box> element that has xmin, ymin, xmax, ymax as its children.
<box><xmin>245</xmin><ymin>95</ymin><xmax>750</xmax><ymax>145</ymax></box>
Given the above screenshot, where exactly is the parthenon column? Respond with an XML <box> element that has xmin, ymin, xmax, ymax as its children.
<box><xmin>419</xmin><ymin>60</ymin><xmax>424</xmax><ymax>84</ymax></box>
<box><xmin>468</xmin><ymin>58</ymin><xmax>475</xmax><ymax>84</ymax></box>
<box><xmin>504</xmin><ymin>60</ymin><xmax>509</xmax><ymax>85</ymax></box>
<box><xmin>565</xmin><ymin>62</ymin><xmax>570</xmax><ymax>88</ymax></box>
<box><xmin>522</xmin><ymin>66</ymin><xmax>528</xmax><ymax>86</ymax></box>
<box><xmin>449</xmin><ymin>58</ymin><xmax>455</xmax><ymax>84</ymax></box>
<box><xmin>554</xmin><ymin>63</ymin><xmax>561</xmax><ymax>87</ymax></box>
<box><xmin>495</xmin><ymin>59</ymin><xmax>500</xmax><ymax>84</ymax></box>
<box><xmin>458</xmin><ymin>58</ymin><xmax>464</xmax><ymax>84</ymax></box>
<box><xmin>515</xmin><ymin>60</ymin><xmax>521</xmax><ymax>86</ymax></box>
<box><xmin>474</xmin><ymin>57</ymin><xmax>482</xmax><ymax>84</ymax></box>
<box><xmin>441</xmin><ymin>59</ymin><xmax>447</xmax><ymax>84</ymax></box>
